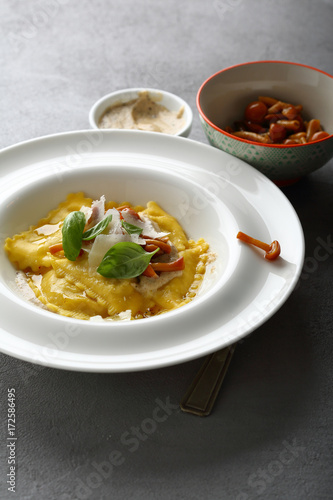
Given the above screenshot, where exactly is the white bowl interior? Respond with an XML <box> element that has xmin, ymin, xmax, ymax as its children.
<box><xmin>199</xmin><ymin>62</ymin><xmax>333</xmax><ymax>133</ymax></box>
<box><xmin>89</xmin><ymin>88</ymin><xmax>193</xmax><ymax>137</ymax></box>
<box><xmin>0</xmin><ymin>164</ymin><xmax>232</xmax><ymax>313</ymax></box>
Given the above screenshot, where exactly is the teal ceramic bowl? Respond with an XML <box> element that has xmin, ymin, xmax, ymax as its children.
<box><xmin>197</xmin><ymin>61</ymin><xmax>333</xmax><ymax>185</ymax></box>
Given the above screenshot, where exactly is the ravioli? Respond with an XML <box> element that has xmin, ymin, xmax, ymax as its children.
<box><xmin>5</xmin><ymin>193</ymin><xmax>211</xmax><ymax>321</ymax></box>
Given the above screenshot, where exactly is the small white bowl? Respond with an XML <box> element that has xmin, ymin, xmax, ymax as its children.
<box><xmin>89</xmin><ymin>87</ymin><xmax>193</xmax><ymax>137</ymax></box>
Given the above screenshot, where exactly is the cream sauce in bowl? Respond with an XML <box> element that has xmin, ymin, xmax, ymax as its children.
<box><xmin>98</xmin><ymin>91</ymin><xmax>186</xmax><ymax>135</ymax></box>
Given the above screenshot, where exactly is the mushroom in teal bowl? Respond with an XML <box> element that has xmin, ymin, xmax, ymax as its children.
<box><xmin>197</xmin><ymin>61</ymin><xmax>333</xmax><ymax>185</ymax></box>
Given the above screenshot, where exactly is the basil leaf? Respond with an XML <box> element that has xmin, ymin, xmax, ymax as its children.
<box><xmin>121</xmin><ymin>220</ymin><xmax>143</xmax><ymax>236</ymax></box>
<box><xmin>82</xmin><ymin>214</ymin><xmax>113</xmax><ymax>241</ymax></box>
<box><xmin>62</xmin><ymin>211</ymin><xmax>86</xmax><ymax>261</ymax></box>
<box><xmin>97</xmin><ymin>242</ymin><xmax>159</xmax><ymax>279</ymax></box>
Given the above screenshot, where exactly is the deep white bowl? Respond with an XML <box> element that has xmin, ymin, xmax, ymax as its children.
<box><xmin>89</xmin><ymin>87</ymin><xmax>193</xmax><ymax>137</ymax></box>
<box><xmin>197</xmin><ymin>61</ymin><xmax>333</xmax><ymax>185</ymax></box>
<box><xmin>0</xmin><ymin>130</ymin><xmax>304</xmax><ymax>371</ymax></box>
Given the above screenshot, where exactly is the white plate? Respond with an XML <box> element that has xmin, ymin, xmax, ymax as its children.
<box><xmin>0</xmin><ymin>130</ymin><xmax>304</xmax><ymax>372</ymax></box>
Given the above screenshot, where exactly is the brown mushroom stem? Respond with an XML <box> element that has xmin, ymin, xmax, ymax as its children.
<box><xmin>237</xmin><ymin>231</ymin><xmax>281</xmax><ymax>260</ymax></box>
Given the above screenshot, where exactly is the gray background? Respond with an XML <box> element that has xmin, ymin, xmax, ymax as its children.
<box><xmin>1</xmin><ymin>0</ymin><xmax>333</xmax><ymax>499</ymax></box>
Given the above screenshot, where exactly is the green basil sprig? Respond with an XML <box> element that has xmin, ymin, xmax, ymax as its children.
<box><xmin>82</xmin><ymin>214</ymin><xmax>113</xmax><ymax>241</ymax></box>
<box><xmin>121</xmin><ymin>220</ymin><xmax>143</xmax><ymax>236</ymax></box>
<box><xmin>62</xmin><ymin>211</ymin><xmax>86</xmax><ymax>261</ymax></box>
<box><xmin>97</xmin><ymin>242</ymin><xmax>159</xmax><ymax>279</ymax></box>
<box><xmin>62</xmin><ymin>212</ymin><xmax>112</xmax><ymax>261</ymax></box>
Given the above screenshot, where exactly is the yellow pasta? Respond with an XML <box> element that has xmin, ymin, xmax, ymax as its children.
<box><xmin>5</xmin><ymin>193</ymin><xmax>211</xmax><ymax>321</ymax></box>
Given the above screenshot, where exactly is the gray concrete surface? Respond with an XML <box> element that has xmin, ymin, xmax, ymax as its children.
<box><xmin>0</xmin><ymin>0</ymin><xmax>333</xmax><ymax>499</ymax></box>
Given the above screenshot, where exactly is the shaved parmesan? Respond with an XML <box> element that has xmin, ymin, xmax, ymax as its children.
<box><xmin>122</xmin><ymin>212</ymin><xmax>169</xmax><ymax>239</ymax></box>
<box><xmin>105</xmin><ymin>208</ymin><xmax>122</xmax><ymax>234</ymax></box>
<box><xmin>83</xmin><ymin>197</ymin><xmax>170</xmax><ymax>269</ymax></box>
<box><xmin>85</xmin><ymin>195</ymin><xmax>106</xmax><ymax>229</ymax></box>
<box><xmin>80</xmin><ymin>205</ymin><xmax>92</xmax><ymax>222</ymax></box>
